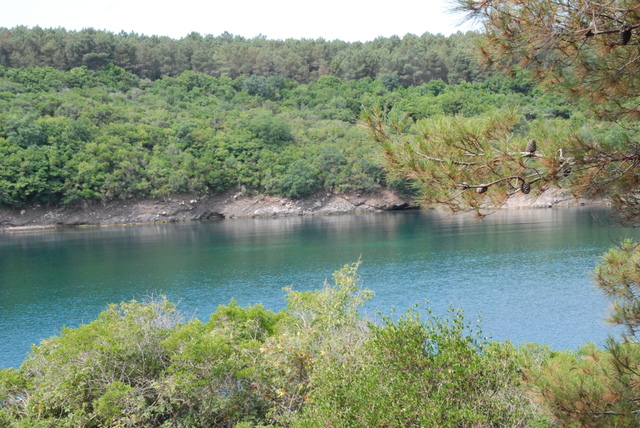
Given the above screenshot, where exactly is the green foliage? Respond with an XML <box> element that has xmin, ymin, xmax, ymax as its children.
<box><xmin>293</xmin><ymin>308</ymin><xmax>540</xmax><ymax>427</ymax></box>
<box><xmin>159</xmin><ymin>300</ymin><xmax>288</xmax><ymax>427</ymax></box>
<box><xmin>280</xmin><ymin>160</ymin><xmax>320</xmax><ymax>199</ymax></box>
<box><xmin>6</xmin><ymin>296</ymin><xmax>182</xmax><ymax>427</ymax></box>
<box><xmin>255</xmin><ymin>262</ymin><xmax>374</xmax><ymax>423</ymax></box>
<box><xmin>525</xmin><ymin>342</ymin><xmax>640</xmax><ymax>426</ymax></box>
<box><xmin>0</xmin><ymin>67</ymin><xmax>386</xmax><ymax>206</ymax></box>
<box><xmin>284</xmin><ymin>261</ymin><xmax>373</xmax><ymax>331</ymax></box>
<box><xmin>0</xmin><ymin>46</ymin><xmax>590</xmax><ymax>208</ymax></box>
<box><xmin>367</xmin><ymin>93</ymin><xmax>640</xmax><ymax>217</ymax></box>
<box><xmin>450</xmin><ymin>0</ymin><xmax>640</xmax><ymax>223</ymax></box>
<box><xmin>245</xmin><ymin>112</ymin><xmax>293</xmax><ymax>148</ymax></box>
<box><xmin>0</xmin><ymin>263</ymin><xmax>544</xmax><ymax>426</ymax></box>
<box><xmin>595</xmin><ymin>239</ymin><xmax>640</xmax><ymax>339</ymax></box>
<box><xmin>0</xmin><ymin>27</ymin><xmax>483</xmax><ymax>85</ymax></box>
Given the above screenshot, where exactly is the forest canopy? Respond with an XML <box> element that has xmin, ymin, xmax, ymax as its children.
<box><xmin>0</xmin><ymin>27</ymin><xmax>482</xmax><ymax>85</ymax></box>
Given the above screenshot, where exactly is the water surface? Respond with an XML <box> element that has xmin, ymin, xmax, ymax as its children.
<box><xmin>1</xmin><ymin>208</ymin><xmax>638</xmax><ymax>368</ymax></box>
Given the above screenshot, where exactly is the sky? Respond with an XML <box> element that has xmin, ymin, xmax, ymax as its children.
<box><xmin>1</xmin><ymin>0</ymin><xmax>479</xmax><ymax>42</ymax></box>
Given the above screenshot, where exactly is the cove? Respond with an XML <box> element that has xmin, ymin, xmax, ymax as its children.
<box><xmin>1</xmin><ymin>208</ymin><xmax>638</xmax><ymax>369</ymax></box>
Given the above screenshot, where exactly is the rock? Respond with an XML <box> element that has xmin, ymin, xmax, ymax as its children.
<box><xmin>502</xmin><ymin>186</ymin><xmax>605</xmax><ymax>209</ymax></box>
<box><xmin>0</xmin><ymin>186</ymin><xmax>604</xmax><ymax>231</ymax></box>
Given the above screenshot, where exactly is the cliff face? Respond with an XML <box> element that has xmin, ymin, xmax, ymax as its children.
<box><xmin>0</xmin><ymin>187</ymin><xmax>606</xmax><ymax>231</ymax></box>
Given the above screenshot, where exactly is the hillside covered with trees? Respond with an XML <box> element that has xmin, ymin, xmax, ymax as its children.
<box><xmin>0</xmin><ymin>27</ymin><xmax>588</xmax><ymax>209</ymax></box>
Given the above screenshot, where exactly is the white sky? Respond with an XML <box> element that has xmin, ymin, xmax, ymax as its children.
<box><xmin>1</xmin><ymin>0</ymin><xmax>478</xmax><ymax>42</ymax></box>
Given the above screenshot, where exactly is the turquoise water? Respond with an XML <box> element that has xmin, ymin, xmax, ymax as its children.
<box><xmin>1</xmin><ymin>208</ymin><xmax>638</xmax><ymax>368</ymax></box>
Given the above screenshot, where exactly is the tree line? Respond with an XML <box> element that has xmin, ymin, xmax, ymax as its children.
<box><xmin>0</xmin><ymin>27</ymin><xmax>482</xmax><ymax>85</ymax></box>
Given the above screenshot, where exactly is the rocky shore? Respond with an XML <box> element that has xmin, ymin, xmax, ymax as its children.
<box><xmin>0</xmin><ymin>189</ymin><xmax>415</xmax><ymax>231</ymax></box>
<box><xmin>0</xmin><ymin>187</ymin><xmax>605</xmax><ymax>231</ymax></box>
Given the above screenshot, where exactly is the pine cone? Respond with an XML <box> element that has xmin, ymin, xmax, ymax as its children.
<box><xmin>521</xmin><ymin>181</ymin><xmax>531</xmax><ymax>194</ymax></box>
<box><xmin>621</xmin><ymin>24</ymin><xmax>632</xmax><ymax>46</ymax></box>
<box><xmin>525</xmin><ymin>139</ymin><xmax>536</xmax><ymax>153</ymax></box>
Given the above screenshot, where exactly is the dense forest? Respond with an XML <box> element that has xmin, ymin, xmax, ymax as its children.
<box><xmin>0</xmin><ymin>27</ymin><xmax>586</xmax><ymax>209</ymax></box>
<box><xmin>0</xmin><ymin>27</ymin><xmax>482</xmax><ymax>84</ymax></box>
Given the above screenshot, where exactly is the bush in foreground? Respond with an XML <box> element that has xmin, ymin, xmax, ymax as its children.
<box><xmin>0</xmin><ymin>263</ymin><xmax>544</xmax><ymax>427</ymax></box>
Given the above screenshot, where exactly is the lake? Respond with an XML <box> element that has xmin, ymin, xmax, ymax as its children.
<box><xmin>1</xmin><ymin>207</ymin><xmax>638</xmax><ymax>368</ymax></box>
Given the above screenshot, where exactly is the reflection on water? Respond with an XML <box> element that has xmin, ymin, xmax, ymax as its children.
<box><xmin>1</xmin><ymin>208</ymin><xmax>639</xmax><ymax>368</ymax></box>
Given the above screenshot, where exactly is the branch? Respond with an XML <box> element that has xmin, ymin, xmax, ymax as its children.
<box><xmin>413</xmin><ymin>150</ymin><xmax>477</xmax><ymax>166</ymax></box>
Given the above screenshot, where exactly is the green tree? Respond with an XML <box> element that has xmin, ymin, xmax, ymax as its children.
<box><xmin>245</xmin><ymin>111</ymin><xmax>294</xmax><ymax>148</ymax></box>
<box><xmin>292</xmin><ymin>309</ymin><xmax>540</xmax><ymax>427</ymax></box>
<box><xmin>243</xmin><ymin>74</ymin><xmax>280</xmax><ymax>100</ymax></box>
<box><xmin>369</xmin><ymin>2</ymin><xmax>640</xmax><ymax>221</ymax></box>
<box><xmin>280</xmin><ymin>159</ymin><xmax>320</xmax><ymax>198</ymax></box>
<box><xmin>444</xmin><ymin>0</ymin><xmax>640</xmax><ymax>223</ymax></box>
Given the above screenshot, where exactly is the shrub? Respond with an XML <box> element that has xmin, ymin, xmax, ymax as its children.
<box><xmin>279</xmin><ymin>160</ymin><xmax>320</xmax><ymax>198</ymax></box>
<box><xmin>0</xmin><ymin>264</ymin><xmax>545</xmax><ymax>427</ymax></box>
<box><xmin>291</xmin><ymin>307</ymin><xmax>542</xmax><ymax>427</ymax></box>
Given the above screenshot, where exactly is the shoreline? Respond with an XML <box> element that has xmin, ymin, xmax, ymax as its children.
<box><xmin>0</xmin><ymin>187</ymin><xmax>606</xmax><ymax>232</ymax></box>
<box><xmin>0</xmin><ymin>189</ymin><xmax>415</xmax><ymax>231</ymax></box>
